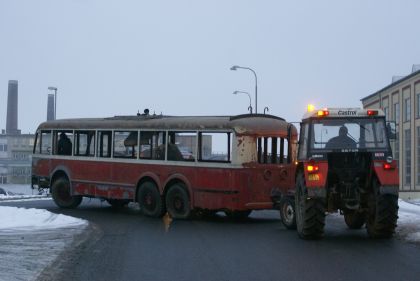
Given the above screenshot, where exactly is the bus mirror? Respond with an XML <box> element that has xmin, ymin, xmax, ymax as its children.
<box><xmin>386</xmin><ymin>121</ymin><xmax>397</xmax><ymax>141</ymax></box>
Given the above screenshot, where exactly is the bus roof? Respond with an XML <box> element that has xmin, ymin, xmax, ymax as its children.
<box><xmin>36</xmin><ymin>114</ymin><xmax>297</xmax><ymax>138</ymax></box>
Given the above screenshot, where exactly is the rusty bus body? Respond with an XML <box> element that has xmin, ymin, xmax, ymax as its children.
<box><xmin>32</xmin><ymin>113</ymin><xmax>298</xmax><ymax>219</ymax></box>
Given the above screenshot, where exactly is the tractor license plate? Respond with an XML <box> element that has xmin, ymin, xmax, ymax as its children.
<box><xmin>308</xmin><ymin>174</ymin><xmax>320</xmax><ymax>181</ymax></box>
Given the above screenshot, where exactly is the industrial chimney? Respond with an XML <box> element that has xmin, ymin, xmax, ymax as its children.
<box><xmin>47</xmin><ymin>94</ymin><xmax>55</xmax><ymax>121</ymax></box>
<box><xmin>6</xmin><ymin>80</ymin><xmax>20</xmax><ymax>135</ymax></box>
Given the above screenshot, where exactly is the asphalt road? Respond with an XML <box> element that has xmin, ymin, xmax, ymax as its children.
<box><xmin>2</xmin><ymin>199</ymin><xmax>420</xmax><ymax>281</ymax></box>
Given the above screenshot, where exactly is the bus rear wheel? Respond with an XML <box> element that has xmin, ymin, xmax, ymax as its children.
<box><xmin>165</xmin><ymin>184</ymin><xmax>191</xmax><ymax>219</ymax></box>
<box><xmin>137</xmin><ymin>181</ymin><xmax>165</xmax><ymax>218</ymax></box>
<box><xmin>51</xmin><ymin>177</ymin><xmax>82</xmax><ymax>209</ymax></box>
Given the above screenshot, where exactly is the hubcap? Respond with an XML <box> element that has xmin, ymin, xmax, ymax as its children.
<box><xmin>283</xmin><ymin>204</ymin><xmax>294</xmax><ymax>224</ymax></box>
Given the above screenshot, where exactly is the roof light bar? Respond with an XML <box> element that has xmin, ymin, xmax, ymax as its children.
<box><xmin>317</xmin><ymin>110</ymin><xmax>329</xmax><ymax>117</ymax></box>
<box><xmin>367</xmin><ymin>110</ymin><xmax>378</xmax><ymax>116</ymax></box>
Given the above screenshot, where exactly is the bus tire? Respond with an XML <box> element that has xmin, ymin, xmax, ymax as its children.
<box><xmin>224</xmin><ymin>210</ymin><xmax>252</xmax><ymax>220</ymax></box>
<box><xmin>366</xmin><ymin>179</ymin><xmax>398</xmax><ymax>238</ymax></box>
<box><xmin>51</xmin><ymin>177</ymin><xmax>82</xmax><ymax>209</ymax></box>
<box><xmin>165</xmin><ymin>184</ymin><xmax>191</xmax><ymax>219</ymax></box>
<box><xmin>279</xmin><ymin>197</ymin><xmax>296</xmax><ymax>229</ymax></box>
<box><xmin>295</xmin><ymin>172</ymin><xmax>325</xmax><ymax>239</ymax></box>
<box><xmin>344</xmin><ymin>210</ymin><xmax>365</xmax><ymax>229</ymax></box>
<box><xmin>137</xmin><ymin>181</ymin><xmax>165</xmax><ymax>218</ymax></box>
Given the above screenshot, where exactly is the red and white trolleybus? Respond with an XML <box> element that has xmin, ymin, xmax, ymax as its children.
<box><xmin>31</xmin><ymin>113</ymin><xmax>298</xmax><ymax>220</ymax></box>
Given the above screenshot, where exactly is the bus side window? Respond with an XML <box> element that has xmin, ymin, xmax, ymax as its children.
<box><xmin>74</xmin><ymin>130</ymin><xmax>95</xmax><ymax>157</ymax></box>
<box><xmin>53</xmin><ymin>131</ymin><xmax>73</xmax><ymax>155</ymax></box>
<box><xmin>98</xmin><ymin>131</ymin><xmax>112</xmax><ymax>158</ymax></box>
<box><xmin>114</xmin><ymin>131</ymin><xmax>138</xmax><ymax>159</ymax></box>
<box><xmin>167</xmin><ymin>131</ymin><xmax>196</xmax><ymax>161</ymax></box>
<box><xmin>198</xmin><ymin>132</ymin><xmax>231</xmax><ymax>162</ymax></box>
<box><xmin>140</xmin><ymin>131</ymin><xmax>166</xmax><ymax>160</ymax></box>
<box><xmin>257</xmin><ymin>137</ymin><xmax>288</xmax><ymax>164</ymax></box>
<box><xmin>33</xmin><ymin>132</ymin><xmax>40</xmax><ymax>154</ymax></box>
<box><xmin>40</xmin><ymin>131</ymin><xmax>52</xmax><ymax>155</ymax></box>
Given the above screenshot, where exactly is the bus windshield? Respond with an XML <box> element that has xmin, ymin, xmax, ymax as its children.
<box><xmin>310</xmin><ymin>118</ymin><xmax>389</xmax><ymax>151</ymax></box>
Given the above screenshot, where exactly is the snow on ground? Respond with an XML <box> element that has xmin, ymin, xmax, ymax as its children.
<box><xmin>0</xmin><ymin>184</ymin><xmax>37</xmax><ymax>195</ymax></box>
<box><xmin>0</xmin><ymin>206</ymin><xmax>87</xmax><ymax>231</ymax></box>
<box><xmin>0</xmin><ymin>195</ymin><xmax>88</xmax><ymax>281</ymax></box>
<box><xmin>397</xmin><ymin>199</ymin><xmax>420</xmax><ymax>243</ymax></box>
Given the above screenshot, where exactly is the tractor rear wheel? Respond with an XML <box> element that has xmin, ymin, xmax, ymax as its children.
<box><xmin>366</xmin><ymin>179</ymin><xmax>398</xmax><ymax>238</ymax></box>
<box><xmin>295</xmin><ymin>172</ymin><xmax>325</xmax><ymax>239</ymax></box>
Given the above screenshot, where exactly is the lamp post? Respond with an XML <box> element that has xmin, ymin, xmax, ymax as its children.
<box><xmin>233</xmin><ymin>91</ymin><xmax>252</xmax><ymax>113</ymax></box>
<box><xmin>230</xmin><ymin>65</ymin><xmax>258</xmax><ymax>114</ymax></box>
<box><xmin>48</xmin><ymin>87</ymin><xmax>57</xmax><ymax>120</ymax></box>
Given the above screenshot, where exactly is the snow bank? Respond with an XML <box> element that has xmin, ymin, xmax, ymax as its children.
<box><xmin>397</xmin><ymin>200</ymin><xmax>420</xmax><ymax>243</ymax></box>
<box><xmin>0</xmin><ymin>206</ymin><xmax>87</xmax><ymax>232</ymax></box>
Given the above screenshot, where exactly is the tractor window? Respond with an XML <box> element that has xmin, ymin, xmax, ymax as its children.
<box><xmin>310</xmin><ymin>118</ymin><xmax>388</xmax><ymax>151</ymax></box>
<box><xmin>298</xmin><ymin>124</ymin><xmax>309</xmax><ymax>159</ymax></box>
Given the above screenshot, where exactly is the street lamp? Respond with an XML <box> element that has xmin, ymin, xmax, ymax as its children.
<box><xmin>230</xmin><ymin>65</ymin><xmax>258</xmax><ymax>114</ymax></box>
<box><xmin>233</xmin><ymin>91</ymin><xmax>252</xmax><ymax>113</ymax></box>
<box><xmin>48</xmin><ymin>87</ymin><xmax>57</xmax><ymax>120</ymax></box>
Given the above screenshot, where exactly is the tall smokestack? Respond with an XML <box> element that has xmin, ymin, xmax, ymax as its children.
<box><xmin>6</xmin><ymin>80</ymin><xmax>19</xmax><ymax>135</ymax></box>
<box><xmin>47</xmin><ymin>94</ymin><xmax>55</xmax><ymax>121</ymax></box>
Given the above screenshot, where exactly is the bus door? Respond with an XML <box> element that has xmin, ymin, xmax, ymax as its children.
<box><xmin>33</xmin><ymin>130</ymin><xmax>53</xmax><ymax>187</ymax></box>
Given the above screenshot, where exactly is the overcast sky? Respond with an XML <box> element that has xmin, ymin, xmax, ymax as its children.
<box><xmin>1</xmin><ymin>0</ymin><xmax>419</xmax><ymax>133</ymax></box>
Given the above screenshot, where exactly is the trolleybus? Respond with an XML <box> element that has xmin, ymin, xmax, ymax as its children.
<box><xmin>31</xmin><ymin>113</ymin><xmax>298</xmax><ymax>220</ymax></box>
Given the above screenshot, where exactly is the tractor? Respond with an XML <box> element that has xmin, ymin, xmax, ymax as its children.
<box><xmin>293</xmin><ymin>108</ymin><xmax>398</xmax><ymax>239</ymax></box>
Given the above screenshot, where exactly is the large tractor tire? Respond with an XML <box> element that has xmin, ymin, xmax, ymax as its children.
<box><xmin>295</xmin><ymin>172</ymin><xmax>325</xmax><ymax>239</ymax></box>
<box><xmin>344</xmin><ymin>210</ymin><xmax>365</xmax><ymax>229</ymax></box>
<box><xmin>366</xmin><ymin>179</ymin><xmax>398</xmax><ymax>238</ymax></box>
<box><xmin>279</xmin><ymin>196</ymin><xmax>296</xmax><ymax>229</ymax></box>
<box><xmin>51</xmin><ymin>177</ymin><xmax>83</xmax><ymax>209</ymax></box>
<box><xmin>137</xmin><ymin>181</ymin><xmax>165</xmax><ymax>218</ymax></box>
<box><xmin>165</xmin><ymin>184</ymin><xmax>191</xmax><ymax>219</ymax></box>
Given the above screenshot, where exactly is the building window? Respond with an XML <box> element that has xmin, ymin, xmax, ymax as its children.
<box><xmin>417</xmin><ymin>127</ymin><xmax>420</xmax><ymax>185</ymax></box>
<box><xmin>405</xmin><ymin>129</ymin><xmax>411</xmax><ymax>186</ymax></box>
<box><xmin>394</xmin><ymin>126</ymin><xmax>399</xmax><ymax>167</ymax></box>
<box><xmin>394</xmin><ymin>103</ymin><xmax>400</xmax><ymax>124</ymax></box>
<box><xmin>383</xmin><ymin>106</ymin><xmax>389</xmax><ymax>120</ymax></box>
<box><xmin>405</xmin><ymin>98</ymin><xmax>411</xmax><ymax>122</ymax></box>
<box><xmin>417</xmin><ymin>92</ymin><xmax>420</xmax><ymax>118</ymax></box>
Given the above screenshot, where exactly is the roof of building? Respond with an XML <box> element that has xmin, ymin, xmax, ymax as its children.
<box><xmin>360</xmin><ymin>68</ymin><xmax>420</xmax><ymax>102</ymax></box>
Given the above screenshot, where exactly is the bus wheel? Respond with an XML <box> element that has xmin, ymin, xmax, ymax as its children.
<box><xmin>137</xmin><ymin>182</ymin><xmax>165</xmax><ymax>218</ymax></box>
<box><xmin>224</xmin><ymin>210</ymin><xmax>252</xmax><ymax>220</ymax></box>
<box><xmin>366</xmin><ymin>179</ymin><xmax>398</xmax><ymax>238</ymax></box>
<box><xmin>295</xmin><ymin>172</ymin><xmax>325</xmax><ymax>239</ymax></box>
<box><xmin>344</xmin><ymin>210</ymin><xmax>365</xmax><ymax>229</ymax></box>
<box><xmin>279</xmin><ymin>197</ymin><xmax>296</xmax><ymax>229</ymax></box>
<box><xmin>165</xmin><ymin>184</ymin><xmax>191</xmax><ymax>219</ymax></box>
<box><xmin>51</xmin><ymin>177</ymin><xmax>82</xmax><ymax>209</ymax></box>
